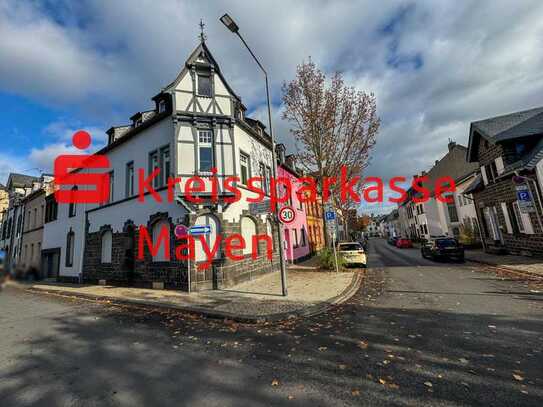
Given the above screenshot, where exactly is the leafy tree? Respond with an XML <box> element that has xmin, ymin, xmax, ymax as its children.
<box><xmin>282</xmin><ymin>59</ymin><xmax>380</xmax><ymax>245</ymax></box>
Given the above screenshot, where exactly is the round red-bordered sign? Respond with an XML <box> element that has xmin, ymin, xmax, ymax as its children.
<box><xmin>278</xmin><ymin>206</ymin><xmax>296</xmax><ymax>224</ymax></box>
<box><xmin>174</xmin><ymin>224</ymin><xmax>188</xmax><ymax>239</ymax></box>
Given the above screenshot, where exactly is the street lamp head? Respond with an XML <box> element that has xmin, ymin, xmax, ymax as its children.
<box><xmin>220</xmin><ymin>13</ymin><xmax>239</xmax><ymax>33</ymax></box>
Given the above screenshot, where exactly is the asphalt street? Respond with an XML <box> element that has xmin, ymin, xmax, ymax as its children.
<box><xmin>1</xmin><ymin>238</ymin><xmax>542</xmax><ymax>406</ymax></box>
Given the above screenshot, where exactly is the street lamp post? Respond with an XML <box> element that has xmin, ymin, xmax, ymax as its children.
<box><xmin>220</xmin><ymin>13</ymin><xmax>288</xmax><ymax>296</ymax></box>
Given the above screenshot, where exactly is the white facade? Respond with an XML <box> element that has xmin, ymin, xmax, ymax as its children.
<box><xmin>43</xmin><ymin>41</ymin><xmax>275</xmax><ymax>283</ymax></box>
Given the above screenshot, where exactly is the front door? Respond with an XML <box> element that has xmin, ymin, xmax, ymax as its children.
<box><xmin>42</xmin><ymin>249</ymin><xmax>60</xmax><ymax>280</ymax></box>
<box><xmin>284</xmin><ymin>228</ymin><xmax>292</xmax><ymax>261</ymax></box>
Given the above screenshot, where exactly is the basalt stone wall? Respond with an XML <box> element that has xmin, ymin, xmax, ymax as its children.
<box><xmin>188</xmin><ymin>209</ymin><xmax>280</xmax><ymax>291</ymax></box>
<box><xmin>82</xmin><ymin>210</ymin><xmax>280</xmax><ymax>291</ymax></box>
<box><xmin>83</xmin><ymin>215</ymin><xmax>189</xmax><ymax>289</ymax></box>
<box><xmin>473</xmin><ymin>172</ymin><xmax>543</xmax><ymax>256</ymax></box>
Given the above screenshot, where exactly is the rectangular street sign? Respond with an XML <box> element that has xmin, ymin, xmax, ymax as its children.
<box><xmin>516</xmin><ymin>184</ymin><xmax>536</xmax><ymax>213</ymax></box>
<box><xmin>325</xmin><ymin>211</ymin><xmax>336</xmax><ymax>221</ymax></box>
<box><xmin>249</xmin><ymin>199</ymin><xmax>271</xmax><ymax>215</ymax></box>
<box><xmin>189</xmin><ymin>225</ymin><xmax>211</xmax><ymax>235</ymax></box>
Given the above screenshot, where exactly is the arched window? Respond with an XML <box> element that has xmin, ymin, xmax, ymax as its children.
<box><xmin>194</xmin><ymin>214</ymin><xmax>220</xmax><ymax>262</ymax></box>
<box><xmin>66</xmin><ymin>230</ymin><xmax>75</xmax><ymax>267</ymax></box>
<box><xmin>101</xmin><ymin>230</ymin><xmax>112</xmax><ymax>263</ymax></box>
<box><xmin>69</xmin><ymin>187</ymin><xmax>78</xmax><ymax>217</ymax></box>
<box><xmin>241</xmin><ymin>216</ymin><xmax>257</xmax><ymax>255</ymax></box>
<box><xmin>152</xmin><ymin>220</ymin><xmax>170</xmax><ymax>262</ymax></box>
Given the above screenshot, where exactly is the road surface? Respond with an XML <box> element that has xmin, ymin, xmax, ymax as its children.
<box><xmin>0</xmin><ymin>238</ymin><xmax>542</xmax><ymax>406</ymax></box>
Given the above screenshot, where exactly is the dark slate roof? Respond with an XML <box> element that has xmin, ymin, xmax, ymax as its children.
<box><xmin>472</xmin><ymin>106</ymin><xmax>543</xmax><ymax>141</ymax></box>
<box><xmin>7</xmin><ymin>173</ymin><xmax>40</xmax><ymax>188</ymax></box>
<box><xmin>468</xmin><ymin>106</ymin><xmax>543</xmax><ymax>162</ymax></box>
<box><xmin>423</xmin><ymin>143</ymin><xmax>479</xmax><ymax>195</ymax></box>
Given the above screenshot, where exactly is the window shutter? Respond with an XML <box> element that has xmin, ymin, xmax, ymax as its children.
<box><xmin>500</xmin><ymin>202</ymin><xmax>513</xmax><ymax>234</ymax></box>
<box><xmin>495</xmin><ymin>157</ymin><xmax>505</xmax><ymax>175</ymax></box>
<box><xmin>521</xmin><ymin>210</ymin><xmax>534</xmax><ymax>234</ymax></box>
<box><xmin>481</xmin><ymin>166</ymin><xmax>488</xmax><ymax>185</ymax></box>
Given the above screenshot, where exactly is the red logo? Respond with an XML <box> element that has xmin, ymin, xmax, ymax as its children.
<box><xmin>54</xmin><ymin>131</ymin><xmax>111</xmax><ymax>204</ymax></box>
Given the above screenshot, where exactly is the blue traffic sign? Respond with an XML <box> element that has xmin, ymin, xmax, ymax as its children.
<box><xmin>189</xmin><ymin>225</ymin><xmax>211</xmax><ymax>236</ymax></box>
<box><xmin>325</xmin><ymin>211</ymin><xmax>336</xmax><ymax>221</ymax></box>
<box><xmin>517</xmin><ymin>191</ymin><xmax>530</xmax><ymax>201</ymax></box>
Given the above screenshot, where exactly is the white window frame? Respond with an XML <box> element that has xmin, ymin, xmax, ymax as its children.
<box><xmin>158</xmin><ymin>100</ymin><xmax>166</xmax><ymax>113</ymax></box>
<box><xmin>239</xmin><ymin>151</ymin><xmax>250</xmax><ymax>185</ymax></box>
<box><xmin>197</xmin><ymin>73</ymin><xmax>212</xmax><ymax>97</ymax></box>
<box><xmin>481</xmin><ymin>166</ymin><xmax>488</xmax><ymax>185</ymax></box>
<box><xmin>241</xmin><ymin>216</ymin><xmax>256</xmax><ymax>255</ymax></box>
<box><xmin>126</xmin><ymin>161</ymin><xmax>134</xmax><ymax>198</ymax></box>
<box><xmin>160</xmin><ymin>146</ymin><xmax>171</xmax><ymax>185</ymax></box>
<box><xmin>513</xmin><ymin>201</ymin><xmax>534</xmax><ymax>234</ymax></box>
<box><xmin>101</xmin><ymin>230</ymin><xmax>112</xmax><ymax>264</ymax></box>
<box><xmin>500</xmin><ymin>202</ymin><xmax>513</xmax><ymax>234</ymax></box>
<box><xmin>198</xmin><ymin>130</ymin><xmax>213</xmax><ymax>174</ymax></box>
<box><xmin>495</xmin><ymin>156</ymin><xmax>505</xmax><ymax>175</ymax></box>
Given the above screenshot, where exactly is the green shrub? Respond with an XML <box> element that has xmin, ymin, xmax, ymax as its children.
<box><xmin>318</xmin><ymin>247</ymin><xmax>344</xmax><ymax>270</ymax></box>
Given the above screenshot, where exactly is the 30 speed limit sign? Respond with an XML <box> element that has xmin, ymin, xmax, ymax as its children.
<box><xmin>278</xmin><ymin>206</ymin><xmax>296</xmax><ymax>224</ymax></box>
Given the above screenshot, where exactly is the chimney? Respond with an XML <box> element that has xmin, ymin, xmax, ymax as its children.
<box><xmin>435</xmin><ymin>160</ymin><xmax>439</xmax><ymax>166</ymax></box>
<box><xmin>448</xmin><ymin>139</ymin><xmax>456</xmax><ymax>151</ymax></box>
<box><xmin>285</xmin><ymin>154</ymin><xmax>296</xmax><ymax>169</ymax></box>
<box><xmin>276</xmin><ymin>144</ymin><xmax>286</xmax><ymax>164</ymax></box>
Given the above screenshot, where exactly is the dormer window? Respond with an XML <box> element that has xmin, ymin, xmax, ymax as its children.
<box><xmin>197</xmin><ymin>73</ymin><xmax>212</xmax><ymax>97</ymax></box>
<box><xmin>158</xmin><ymin>100</ymin><xmax>166</xmax><ymax>113</ymax></box>
<box><xmin>134</xmin><ymin>118</ymin><xmax>142</xmax><ymax>127</ymax></box>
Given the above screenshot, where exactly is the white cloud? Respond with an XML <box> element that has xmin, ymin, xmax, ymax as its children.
<box><xmin>2</xmin><ymin>0</ymin><xmax>543</xmax><ymax>211</ymax></box>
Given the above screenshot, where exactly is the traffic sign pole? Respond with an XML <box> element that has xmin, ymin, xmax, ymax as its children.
<box><xmin>332</xmin><ymin>232</ymin><xmax>339</xmax><ymax>273</ymax></box>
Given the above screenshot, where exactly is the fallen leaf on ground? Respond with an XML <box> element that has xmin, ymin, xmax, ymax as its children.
<box><xmin>271</xmin><ymin>379</ymin><xmax>280</xmax><ymax>386</ymax></box>
<box><xmin>358</xmin><ymin>340</ymin><xmax>368</xmax><ymax>349</ymax></box>
<box><xmin>513</xmin><ymin>374</ymin><xmax>524</xmax><ymax>381</ymax></box>
<box><xmin>318</xmin><ymin>347</ymin><xmax>327</xmax><ymax>352</ymax></box>
<box><xmin>424</xmin><ymin>382</ymin><xmax>433</xmax><ymax>387</ymax></box>
<box><xmin>379</xmin><ymin>378</ymin><xmax>387</xmax><ymax>385</ymax></box>
<box><xmin>351</xmin><ymin>389</ymin><xmax>361</xmax><ymax>396</ymax></box>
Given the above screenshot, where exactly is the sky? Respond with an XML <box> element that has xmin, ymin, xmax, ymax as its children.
<box><xmin>1</xmin><ymin>0</ymin><xmax>543</xmax><ymax>215</ymax></box>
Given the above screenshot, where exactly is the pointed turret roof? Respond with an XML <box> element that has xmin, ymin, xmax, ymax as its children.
<box><xmin>164</xmin><ymin>41</ymin><xmax>242</xmax><ymax>103</ymax></box>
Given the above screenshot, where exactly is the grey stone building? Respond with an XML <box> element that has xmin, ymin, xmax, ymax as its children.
<box><xmin>465</xmin><ymin>106</ymin><xmax>543</xmax><ymax>255</ymax></box>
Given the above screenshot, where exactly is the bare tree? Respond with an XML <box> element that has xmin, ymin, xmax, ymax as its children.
<box><xmin>282</xmin><ymin>59</ymin><xmax>380</xmax><ymax>245</ymax></box>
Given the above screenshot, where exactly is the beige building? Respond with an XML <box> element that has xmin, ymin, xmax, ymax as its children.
<box><xmin>0</xmin><ymin>184</ymin><xmax>8</xmax><ymax>222</ymax></box>
<box><xmin>20</xmin><ymin>182</ymin><xmax>53</xmax><ymax>278</ymax></box>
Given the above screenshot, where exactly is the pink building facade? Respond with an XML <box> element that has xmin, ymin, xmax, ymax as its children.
<box><xmin>277</xmin><ymin>164</ymin><xmax>311</xmax><ymax>263</ymax></box>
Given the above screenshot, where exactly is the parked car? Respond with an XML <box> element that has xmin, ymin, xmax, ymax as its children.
<box><xmin>395</xmin><ymin>238</ymin><xmax>413</xmax><ymax>248</ymax></box>
<box><xmin>338</xmin><ymin>242</ymin><xmax>366</xmax><ymax>268</ymax></box>
<box><xmin>421</xmin><ymin>237</ymin><xmax>464</xmax><ymax>261</ymax></box>
<box><xmin>387</xmin><ymin>236</ymin><xmax>399</xmax><ymax>246</ymax></box>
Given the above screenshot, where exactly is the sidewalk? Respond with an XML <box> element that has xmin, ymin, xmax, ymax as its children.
<box><xmin>465</xmin><ymin>249</ymin><xmax>543</xmax><ymax>278</ymax></box>
<box><xmin>13</xmin><ymin>270</ymin><xmax>362</xmax><ymax>323</ymax></box>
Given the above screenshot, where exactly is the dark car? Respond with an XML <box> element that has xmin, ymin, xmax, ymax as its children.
<box><xmin>388</xmin><ymin>236</ymin><xmax>399</xmax><ymax>246</ymax></box>
<box><xmin>421</xmin><ymin>237</ymin><xmax>464</xmax><ymax>261</ymax></box>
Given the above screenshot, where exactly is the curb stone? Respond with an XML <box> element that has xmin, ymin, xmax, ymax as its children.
<box><xmin>19</xmin><ymin>271</ymin><xmax>364</xmax><ymax>324</ymax></box>
<box><xmin>465</xmin><ymin>258</ymin><xmax>543</xmax><ymax>280</ymax></box>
